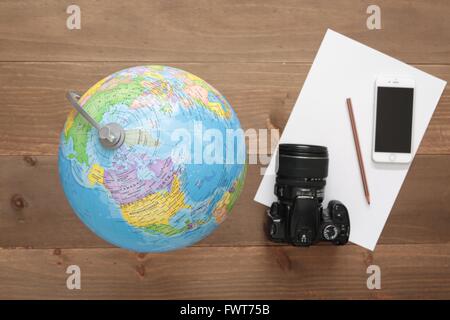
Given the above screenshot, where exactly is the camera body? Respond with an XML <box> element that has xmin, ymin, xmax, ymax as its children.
<box><xmin>267</xmin><ymin>144</ymin><xmax>350</xmax><ymax>246</ymax></box>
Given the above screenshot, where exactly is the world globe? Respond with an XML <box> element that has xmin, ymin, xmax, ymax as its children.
<box><xmin>58</xmin><ymin>65</ymin><xmax>246</xmax><ymax>252</ymax></box>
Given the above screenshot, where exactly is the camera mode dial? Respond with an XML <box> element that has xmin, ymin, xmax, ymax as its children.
<box><xmin>322</xmin><ymin>224</ymin><xmax>339</xmax><ymax>240</ymax></box>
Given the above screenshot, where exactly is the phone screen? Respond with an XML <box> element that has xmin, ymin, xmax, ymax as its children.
<box><xmin>375</xmin><ymin>86</ymin><xmax>414</xmax><ymax>153</ymax></box>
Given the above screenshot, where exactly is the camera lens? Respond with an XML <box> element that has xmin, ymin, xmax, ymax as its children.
<box><xmin>277</xmin><ymin>144</ymin><xmax>328</xmax><ymax>179</ymax></box>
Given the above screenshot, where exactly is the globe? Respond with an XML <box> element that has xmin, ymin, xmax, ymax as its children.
<box><xmin>59</xmin><ymin>65</ymin><xmax>246</xmax><ymax>252</ymax></box>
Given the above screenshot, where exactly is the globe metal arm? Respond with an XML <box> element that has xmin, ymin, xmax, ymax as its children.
<box><xmin>66</xmin><ymin>91</ymin><xmax>101</xmax><ymax>131</ymax></box>
<box><xmin>66</xmin><ymin>90</ymin><xmax>125</xmax><ymax>149</ymax></box>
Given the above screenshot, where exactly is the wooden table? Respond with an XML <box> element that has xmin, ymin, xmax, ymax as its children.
<box><xmin>0</xmin><ymin>0</ymin><xmax>449</xmax><ymax>299</ymax></box>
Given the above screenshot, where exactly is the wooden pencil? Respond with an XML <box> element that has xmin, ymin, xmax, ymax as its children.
<box><xmin>346</xmin><ymin>98</ymin><xmax>371</xmax><ymax>205</ymax></box>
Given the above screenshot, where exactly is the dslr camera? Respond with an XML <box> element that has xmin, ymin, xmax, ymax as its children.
<box><xmin>268</xmin><ymin>144</ymin><xmax>350</xmax><ymax>246</ymax></box>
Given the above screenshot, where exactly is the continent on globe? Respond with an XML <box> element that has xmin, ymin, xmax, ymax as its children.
<box><xmin>87</xmin><ymin>163</ymin><xmax>104</xmax><ymax>186</ymax></box>
<box><xmin>213</xmin><ymin>166</ymin><xmax>247</xmax><ymax>224</ymax></box>
<box><xmin>120</xmin><ymin>175</ymin><xmax>190</xmax><ymax>231</ymax></box>
<box><xmin>103</xmin><ymin>156</ymin><xmax>177</xmax><ymax>205</ymax></box>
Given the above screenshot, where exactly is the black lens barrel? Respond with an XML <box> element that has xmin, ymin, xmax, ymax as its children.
<box><xmin>277</xmin><ymin>144</ymin><xmax>329</xmax><ymax>179</ymax></box>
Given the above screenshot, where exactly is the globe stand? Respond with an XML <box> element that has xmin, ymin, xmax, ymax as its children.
<box><xmin>66</xmin><ymin>91</ymin><xmax>125</xmax><ymax>149</ymax></box>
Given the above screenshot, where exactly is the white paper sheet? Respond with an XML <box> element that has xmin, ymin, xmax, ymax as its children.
<box><xmin>254</xmin><ymin>29</ymin><xmax>446</xmax><ymax>251</ymax></box>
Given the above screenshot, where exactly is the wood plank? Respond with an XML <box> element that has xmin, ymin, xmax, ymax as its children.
<box><xmin>1</xmin><ymin>155</ymin><xmax>449</xmax><ymax>249</ymax></box>
<box><xmin>0</xmin><ymin>244</ymin><xmax>449</xmax><ymax>299</ymax></box>
<box><xmin>0</xmin><ymin>62</ymin><xmax>448</xmax><ymax>155</ymax></box>
<box><xmin>0</xmin><ymin>0</ymin><xmax>449</xmax><ymax>64</ymax></box>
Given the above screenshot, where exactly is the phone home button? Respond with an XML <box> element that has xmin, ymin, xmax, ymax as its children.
<box><xmin>389</xmin><ymin>154</ymin><xmax>396</xmax><ymax>162</ymax></box>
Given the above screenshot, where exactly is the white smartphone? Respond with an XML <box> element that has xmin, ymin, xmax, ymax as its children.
<box><xmin>372</xmin><ymin>76</ymin><xmax>415</xmax><ymax>163</ymax></box>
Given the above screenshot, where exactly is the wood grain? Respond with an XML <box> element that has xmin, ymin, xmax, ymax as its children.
<box><xmin>0</xmin><ymin>0</ymin><xmax>449</xmax><ymax>64</ymax></box>
<box><xmin>0</xmin><ymin>244</ymin><xmax>449</xmax><ymax>299</ymax></box>
<box><xmin>0</xmin><ymin>62</ymin><xmax>448</xmax><ymax>155</ymax></box>
<box><xmin>0</xmin><ymin>0</ymin><xmax>449</xmax><ymax>300</ymax></box>
<box><xmin>1</xmin><ymin>155</ymin><xmax>449</xmax><ymax>249</ymax></box>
